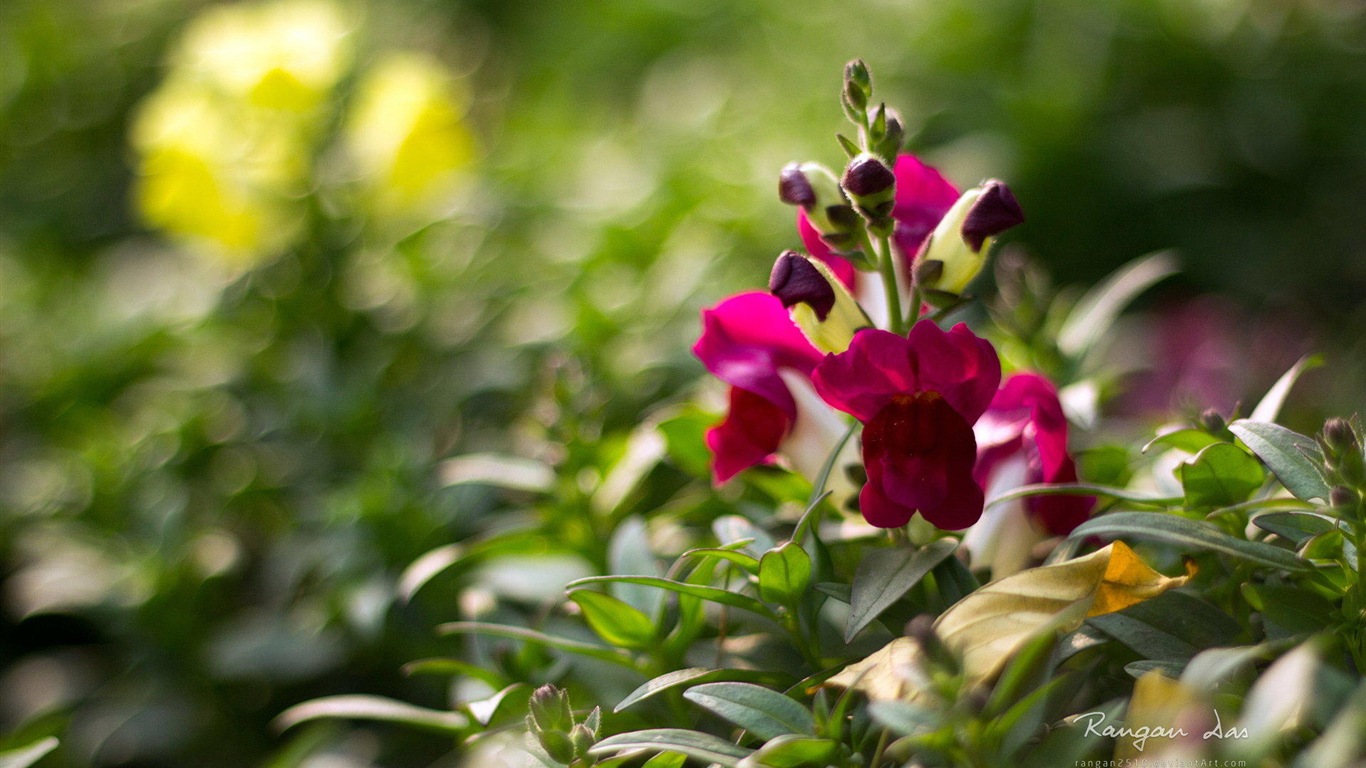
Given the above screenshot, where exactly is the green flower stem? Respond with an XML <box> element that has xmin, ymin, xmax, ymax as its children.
<box><xmin>876</xmin><ymin>231</ymin><xmax>906</xmax><ymax>335</ymax></box>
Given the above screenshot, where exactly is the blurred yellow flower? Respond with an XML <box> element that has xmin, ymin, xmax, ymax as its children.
<box><xmin>174</xmin><ymin>0</ymin><xmax>352</xmax><ymax>113</ymax></box>
<box><xmin>345</xmin><ymin>52</ymin><xmax>474</xmax><ymax>219</ymax></box>
<box><xmin>130</xmin><ymin>0</ymin><xmax>352</xmax><ymax>265</ymax></box>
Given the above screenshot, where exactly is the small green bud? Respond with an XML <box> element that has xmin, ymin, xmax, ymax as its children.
<box><xmin>844</xmin><ymin>59</ymin><xmax>872</xmax><ymax>98</ymax></box>
<box><xmin>530</xmin><ymin>721</ymin><xmax>576</xmax><ymax>764</ymax></box>
<box><xmin>569</xmin><ymin>723</ymin><xmax>597</xmax><ymax>762</ymax></box>
<box><xmin>528</xmin><ymin>684</ymin><xmax>574</xmax><ymax>734</ymax></box>
<box><xmin>873</xmin><ymin>108</ymin><xmax>905</xmax><ymax>165</ymax></box>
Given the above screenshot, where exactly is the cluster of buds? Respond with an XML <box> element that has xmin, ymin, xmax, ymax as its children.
<box><xmin>1321</xmin><ymin>417</ymin><xmax>1365</xmax><ymax>516</ymax></box>
<box><xmin>528</xmin><ymin>684</ymin><xmax>601</xmax><ymax>767</ymax></box>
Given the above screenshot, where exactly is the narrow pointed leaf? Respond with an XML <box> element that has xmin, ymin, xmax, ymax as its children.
<box><xmin>0</xmin><ymin>738</ymin><xmax>59</xmax><ymax>768</ymax></box>
<box><xmin>615</xmin><ymin>668</ymin><xmax>794</xmax><ymax>713</ymax></box>
<box><xmin>274</xmin><ymin>695</ymin><xmax>469</xmax><ymax>734</ymax></box>
<box><xmin>1069</xmin><ymin>512</ymin><xmax>1307</xmax><ymax>571</ymax></box>
<box><xmin>1228</xmin><ymin>420</ymin><xmax>1330</xmax><ymax>503</ymax></box>
<box><xmin>1250</xmin><ymin>355</ymin><xmax>1322</xmax><ymax>423</ymax></box>
<box><xmin>569</xmin><ymin>589</ymin><xmax>658</xmax><ymax>649</ymax></box>
<box><xmin>846</xmin><ymin>539</ymin><xmax>957</xmax><ymax>642</ymax></box>
<box><xmin>589</xmin><ymin>729</ymin><xmax>752</xmax><ymax>767</ymax></box>
<box><xmin>684</xmin><ymin>682</ymin><xmax>815</xmax><ymax>740</ymax></box>
<box><xmin>568</xmin><ymin>576</ymin><xmax>775</xmax><ymax>620</ymax></box>
<box><xmin>438</xmin><ymin>622</ymin><xmax>636</xmax><ymax>668</ymax></box>
<box><xmin>1057</xmin><ymin>251</ymin><xmax>1178</xmax><ymax>358</ymax></box>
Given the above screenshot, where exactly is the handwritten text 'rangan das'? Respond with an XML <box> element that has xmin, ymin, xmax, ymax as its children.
<box><xmin>1077</xmin><ymin>710</ymin><xmax>1249</xmax><ymax>752</ymax></box>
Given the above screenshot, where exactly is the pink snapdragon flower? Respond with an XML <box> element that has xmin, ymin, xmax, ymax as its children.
<box><xmin>692</xmin><ymin>292</ymin><xmax>838</xmax><ymax>483</ymax></box>
<box><xmin>797</xmin><ymin>154</ymin><xmax>959</xmax><ymax>289</ymax></box>
<box><xmin>811</xmin><ymin>322</ymin><xmax>1001</xmax><ymax>529</ymax></box>
<box><xmin>964</xmin><ymin>372</ymin><xmax>1093</xmax><ymax>576</ymax></box>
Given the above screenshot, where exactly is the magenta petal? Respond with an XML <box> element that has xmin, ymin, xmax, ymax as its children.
<box><xmin>908</xmin><ymin>322</ymin><xmax>1002</xmax><ymax>423</ymax></box>
<box><xmin>811</xmin><ymin>329</ymin><xmax>921</xmax><ymax>422</ymax></box>
<box><xmin>693</xmin><ymin>292</ymin><xmax>825</xmax><ymax>416</ymax></box>
<box><xmin>707</xmin><ymin>387</ymin><xmax>791</xmax><ymax>484</ymax></box>
<box><xmin>890</xmin><ymin>154</ymin><xmax>960</xmax><ymax>264</ymax></box>
<box><xmin>990</xmin><ymin>373</ymin><xmax>1072</xmax><ymax>480</ymax></box>
<box><xmin>797</xmin><ymin>210</ymin><xmax>858</xmax><ymax>289</ymax></box>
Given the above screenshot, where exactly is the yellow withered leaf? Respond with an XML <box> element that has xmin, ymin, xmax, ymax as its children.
<box><xmin>829</xmin><ymin>541</ymin><xmax>1192</xmax><ymax>701</ymax></box>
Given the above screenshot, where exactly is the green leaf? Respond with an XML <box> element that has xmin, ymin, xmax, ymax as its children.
<box><xmin>714</xmin><ymin>516</ymin><xmax>776</xmax><ymax>557</ymax></box>
<box><xmin>1228</xmin><ymin>420</ymin><xmax>1330</xmax><ymax>503</ymax></box>
<box><xmin>868</xmin><ymin>701</ymin><xmax>941</xmax><ymax>736</ymax></box>
<box><xmin>1142</xmin><ymin>428</ymin><xmax>1222</xmax><ymax>455</ymax></box>
<box><xmin>684</xmin><ymin>682</ymin><xmax>815</xmax><ymax>740</ymax></box>
<box><xmin>1250</xmin><ymin>354</ymin><xmax>1322</xmax><ymax>423</ymax></box>
<box><xmin>641</xmin><ymin>753</ymin><xmax>688</xmax><ymax>768</ymax></box>
<box><xmin>568</xmin><ymin>576</ymin><xmax>776</xmax><ymax>620</ymax></box>
<box><xmin>1179</xmin><ymin>442</ymin><xmax>1265</xmax><ymax>508</ymax></box>
<box><xmin>438</xmin><ymin>622</ymin><xmax>637</xmax><ymax>668</ymax></box>
<box><xmin>987</xmin><ymin>483</ymin><xmax>1178</xmax><ymax>509</ymax></box>
<box><xmin>609</xmin><ymin>516</ymin><xmax>664</xmax><ymax>618</ymax></box>
<box><xmin>1057</xmin><ymin>251</ymin><xmax>1178</xmax><ymax>359</ymax></box>
<box><xmin>846</xmin><ymin>539</ymin><xmax>957</xmax><ymax>642</ymax></box>
<box><xmin>464</xmin><ymin>683</ymin><xmax>526</xmax><ymax>726</ymax></box>
<box><xmin>1069</xmin><ymin>511</ymin><xmax>1308</xmax><ymax>571</ymax></box>
<box><xmin>1087</xmin><ymin>591</ymin><xmax>1243</xmax><ymax>662</ymax></box>
<box><xmin>589</xmin><ymin>729</ymin><xmax>752</xmax><ymax>767</ymax></box>
<box><xmin>1252</xmin><ymin>511</ymin><xmax>1339</xmax><ymax>547</ymax></box>
<box><xmin>401</xmin><ymin>657</ymin><xmax>506</xmax><ymax>687</ymax></box>
<box><xmin>736</xmin><ymin>735</ymin><xmax>841</xmax><ymax>768</ymax></box>
<box><xmin>615</xmin><ymin>668</ymin><xmax>795</xmax><ymax>713</ymax></box>
<box><xmin>437</xmin><ymin>453</ymin><xmax>555</xmax><ymax>492</ymax></box>
<box><xmin>1181</xmin><ymin>642</ymin><xmax>1283</xmax><ymax>690</ymax></box>
<box><xmin>682</xmin><ymin>546</ymin><xmax>761</xmax><ymax>574</ymax></box>
<box><xmin>1244</xmin><ymin>583</ymin><xmax>1337</xmax><ymax>638</ymax></box>
<box><xmin>568</xmin><ymin>590</ymin><xmax>658</xmax><ymax>650</ymax></box>
<box><xmin>0</xmin><ymin>738</ymin><xmax>59</xmax><ymax>768</ymax></box>
<box><xmin>274</xmin><ymin>695</ymin><xmax>469</xmax><ymax>734</ymax></box>
<box><xmin>758</xmin><ymin>542</ymin><xmax>812</xmax><ymax>606</ymax></box>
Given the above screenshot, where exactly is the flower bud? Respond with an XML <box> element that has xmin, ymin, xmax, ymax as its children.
<box><xmin>842</xmin><ymin>153</ymin><xmax>897</xmax><ymax>232</ymax></box>
<box><xmin>1323</xmin><ymin>418</ymin><xmax>1357</xmax><ymax>455</ymax></box>
<box><xmin>569</xmin><ymin>723</ymin><xmax>597</xmax><ymax>762</ymax></box>
<box><xmin>769</xmin><ymin>251</ymin><xmax>871</xmax><ymax>353</ymax></box>
<box><xmin>532</xmin><ymin>726</ymin><xmax>576</xmax><ymax>765</ymax></box>
<box><xmin>917</xmin><ymin>180</ymin><xmax>1025</xmax><ymax>295</ymax></box>
<box><xmin>781</xmin><ymin>162</ymin><xmax>863</xmax><ymax>252</ymax></box>
<box><xmin>1321</xmin><ymin>417</ymin><xmax>1365</xmax><ymax>486</ymax></box>
<box><xmin>844</xmin><ymin>59</ymin><xmax>872</xmax><ymax>101</ymax></box>
<box><xmin>1330</xmin><ymin>485</ymin><xmax>1359</xmax><ymax>511</ymax></box>
<box><xmin>1199</xmin><ymin>408</ymin><xmax>1227</xmax><ymax>434</ymax></box>
<box><xmin>907</xmin><ymin>614</ymin><xmax>958</xmax><ymax>674</ymax></box>
<box><xmin>528</xmin><ymin>684</ymin><xmax>574</xmax><ymax>734</ymax></box>
<box><xmin>873</xmin><ymin>108</ymin><xmax>906</xmax><ymax>166</ymax></box>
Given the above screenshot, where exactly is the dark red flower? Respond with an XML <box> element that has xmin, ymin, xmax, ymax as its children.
<box><xmin>811</xmin><ymin>321</ymin><xmax>1001</xmax><ymax>529</ymax></box>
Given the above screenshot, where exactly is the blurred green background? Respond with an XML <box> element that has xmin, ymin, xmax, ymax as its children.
<box><xmin>2</xmin><ymin>0</ymin><xmax>1365</xmax><ymax>765</ymax></box>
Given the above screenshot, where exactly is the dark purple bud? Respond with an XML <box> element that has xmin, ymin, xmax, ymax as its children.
<box><xmin>1199</xmin><ymin>408</ymin><xmax>1226</xmax><ymax>434</ymax></box>
<box><xmin>841</xmin><ymin>155</ymin><xmax>896</xmax><ymax>198</ymax></box>
<box><xmin>1330</xmin><ymin>485</ymin><xmax>1358</xmax><ymax>510</ymax></box>
<box><xmin>1324</xmin><ymin>418</ymin><xmax>1357</xmax><ymax>453</ymax></box>
<box><xmin>770</xmin><ymin>250</ymin><xmax>835</xmax><ymax>320</ymax></box>
<box><xmin>961</xmin><ymin>180</ymin><xmax>1025</xmax><ymax>251</ymax></box>
<box><xmin>778</xmin><ymin>163</ymin><xmax>816</xmax><ymax>208</ymax></box>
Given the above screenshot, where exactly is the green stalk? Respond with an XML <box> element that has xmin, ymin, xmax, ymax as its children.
<box><xmin>877</xmin><ymin>231</ymin><xmax>905</xmax><ymax>335</ymax></box>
